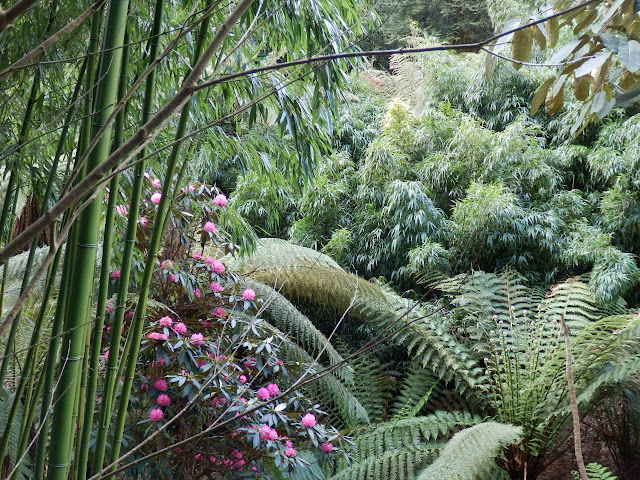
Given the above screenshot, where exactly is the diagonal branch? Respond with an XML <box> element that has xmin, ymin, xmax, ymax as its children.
<box><xmin>0</xmin><ymin>0</ymin><xmax>38</xmax><ymax>33</ymax></box>
<box><xmin>0</xmin><ymin>0</ymin><xmax>107</xmax><ymax>82</ymax></box>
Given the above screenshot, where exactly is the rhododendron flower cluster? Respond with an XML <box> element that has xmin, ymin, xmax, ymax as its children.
<box><xmin>111</xmin><ymin>270</ymin><xmax>121</xmax><ymax>279</ymax></box>
<box><xmin>154</xmin><ymin>379</ymin><xmax>168</xmax><ymax>391</ymax></box>
<box><xmin>150</xmin><ymin>192</ymin><xmax>162</xmax><ymax>204</ymax></box>
<box><xmin>210</xmin><ymin>282</ymin><xmax>223</xmax><ymax>292</ymax></box>
<box><xmin>214</xmin><ymin>193</ymin><xmax>228</xmax><ymax>206</ymax></box>
<box><xmin>161</xmin><ymin>259</ymin><xmax>174</xmax><ymax>269</ymax></box>
<box><xmin>147</xmin><ymin>332</ymin><xmax>168</xmax><ymax>341</ymax></box>
<box><xmin>301</xmin><ymin>413</ymin><xmax>317</xmax><ymax>427</ymax></box>
<box><xmin>173</xmin><ymin>322</ymin><xmax>187</xmax><ymax>335</ymax></box>
<box><xmin>242</xmin><ymin>288</ymin><xmax>256</xmax><ymax>301</ymax></box>
<box><xmin>190</xmin><ymin>333</ymin><xmax>205</xmax><ymax>345</ymax></box>
<box><xmin>149</xmin><ymin>408</ymin><xmax>164</xmax><ymax>422</ymax></box>
<box><xmin>203</xmin><ymin>221</ymin><xmax>216</xmax><ymax>232</ymax></box>
<box><xmin>157</xmin><ymin>394</ymin><xmax>171</xmax><ymax>406</ymax></box>
<box><xmin>259</xmin><ymin>425</ymin><xmax>279</xmax><ymax>441</ymax></box>
<box><xmin>205</xmin><ymin>257</ymin><xmax>225</xmax><ymax>273</ymax></box>
<box><xmin>159</xmin><ymin>316</ymin><xmax>173</xmax><ymax>327</ymax></box>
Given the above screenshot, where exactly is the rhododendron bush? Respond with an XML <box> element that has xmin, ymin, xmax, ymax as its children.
<box><xmin>102</xmin><ymin>178</ymin><xmax>347</xmax><ymax>478</ymax></box>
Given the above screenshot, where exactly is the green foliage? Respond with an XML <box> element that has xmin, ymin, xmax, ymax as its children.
<box><xmin>416</xmin><ymin>422</ymin><xmax>522</xmax><ymax>480</ymax></box>
<box><xmin>329</xmin><ymin>411</ymin><xmax>484</xmax><ymax>480</ymax></box>
<box><xmin>572</xmin><ymin>463</ymin><xmax>618</xmax><ymax>480</ymax></box>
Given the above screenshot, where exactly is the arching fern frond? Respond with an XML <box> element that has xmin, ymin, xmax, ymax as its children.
<box><xmin>329</xmin><ymin>411</ymin><xmax>483</xmax><ymax>480</ymax></box>
<box><xmin>241</xmin><ymin>277</ymin><xmax>352</xmax><ymax>383</ymax></box>
<box><xmin>415</xmin><ymin>422</ymin><xmax>522</xmax><ymax>480</ymax></box>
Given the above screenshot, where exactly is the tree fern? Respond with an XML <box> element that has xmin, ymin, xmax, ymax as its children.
<box><xmin>416</xmin><ymin>422</ymin><xmax>522</xmax><ymax>480</ymax></box>
<box><xmin>329</xmin><ymin>411</ymin><xmax>483</xmax><ymax>480</ymax></box>
<box><xmin>241</xmin><ymin>277</ymin><xmax>353</xmax><ymax>383</ymax></box>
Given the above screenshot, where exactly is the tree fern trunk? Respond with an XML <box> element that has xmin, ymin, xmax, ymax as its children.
<box><xmin>45</xmin><ymin>0</ymin><xmax>129</xmax><ymax>477</ymax></box>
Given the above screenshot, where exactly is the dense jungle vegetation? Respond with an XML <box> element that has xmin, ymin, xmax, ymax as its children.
<box><xmin>1</xmin><ymin>0</ymin><xmax>640</xmax><ymax>479</ymax></box>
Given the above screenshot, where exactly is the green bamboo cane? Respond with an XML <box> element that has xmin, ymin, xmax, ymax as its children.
<box><xmin>89</xmin><ymin>0</ymin><xmax>165</xmax><ymax>470</ymax></box>
<box><xmin>12</xmin><ymin>243</ymin><xmax>65</xmax><ymax>479</ymax></box>
<box><xmin>32</xmin><ymin>10</ymin><xmax>105</xmax><ymax>474</ymax></box>
<box><xmin>104</xmin><ymin>6</ymin><xmax>214</xmax><ymax>475</ymax></box>
<box><xmin>0</xmin><ymin>68</ymin><xmax>41</xmax><ymax>391</ymax></box>
<box><xmin>32</xmin><ymin>236</ymin><xmax>76</xmax><ymax>480</ymax></box>
<box><xmin>75</xmin><ymin>31</ymin><xmax>131</xmax><ymax>480</ymax></box>
<box><xmin>45</xmin><ymin>0</ymin><xmax>129</xmax><ymax>477</ymax></box>
<box><xmin>2</xmin><ymin>52</ymin><xmax>90</xmax><ymax>471</ymax></box>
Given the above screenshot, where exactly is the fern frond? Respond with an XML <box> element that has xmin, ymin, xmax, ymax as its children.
<box><xmin>572</xmin><ymin>463</ymin><xmax>618</xmax><ymax>480</ymax></box>
<box><xmin>416</xmin><ymin>422</ymin><xmax>523</xmax><ymax>480</ymax></box>
<box><xmin>274</xmin><ymin>331</ymin><xmax>369</xmax><ymax>427</ymax></box>
<box><xmin>329</xmin><ymin>411</ymin><xmax>483</xmax><ymax>480</ymax></box>
<box><xmin>346</xmin><ymin>352</ymin><xmax>394</xmax><ymax>424</ymax></box>
<box><xmin>242</xmin><ymin>278</ymin><xmax>352</xmax><ymax>383</ymax></box>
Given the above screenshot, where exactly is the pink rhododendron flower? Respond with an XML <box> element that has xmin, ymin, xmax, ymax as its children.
<box><xmin>144</xmin><ymin>172</ymin><xmax>151</xmax><ymax>179</ymax></box>
<box><xmin>202</xmin><ymin>320</ymin><xmax>211</xmax><ymax>327</ymax></box>
<box><xmin>259</xmin><ymin>425</ymin><xmax>278</xmax><ymax>441</ymax></box>
<box><xmin>190</xmin><ymin>333</ymin><xmax>205</xmax><ymax>345</ymax></box>
<box><xmin>213</xmin><ymin>307</ymin><xmax>227</xmax><ymax>318</ymax></box>
<box><xmin>138</xmin><ymin>216</ymin><xmax>148</xmax><ymax>227</ymax></box>
<box><xmin>169</xmin><ymin>273</ymin><xmax>177</xmax><ymax>282</ymax></box>
<box><xmin>210</xmin><ymin>282</ymin><xmax>223</xmax><ymax>292</ymax></box>
<box><xmin>104</xmin><ymin>350</ymin><xmax>109</xmax><ymax>360</ymax></box>
<box><xmin>301</xmin><ymin>413</ymin><xmax>316</xmax><ymax>427</ymax></box>
<box><xmin>150</xmin><ymin>192</ymin><xmax>162</xmax><ymax>204</ymax></box>
<box><xmin>173</xmin><ymin>322</ymin><xmax>187</xmax><ymax>334</ymax></box>
<box><xmin>232</xmin><ymin>449</ymin><xmax>244</xmax><ymax>459</ymax></box>
<box><xmin>161</xmin><ymin>259</ymin><xmax>173</xmax><ymax>269</ymax></box>
<box><xmin>210</xmin><ymin>259</ymin><xmax>225</xmax><ymax>273</ymax></box>
<box><xmin>194</xmin><ymin>288</ymin><xmax>201</xmax><ymax>298</ymax></box>
<box><xmin>159</xmin><ymin>316</ymin><xmax>173</xmax><ymax>327</ymax></box>
<box><xmin>158</xmin><ymin>358</ymin><xmax>166</xmax><ymax>366</ymax></box>
<box><xmin>322</xmin><ymin>442</ymin><xmax>334</xmax><ymax>453</ymax></box>
<box><xmin>242</xmin><ymin>288</ymin><xmax>256</xmax><ymax>301</ymax></box>
<box><xmin>157</xmin><ymin>394</ymin><xmax>171</xmax><ymax>406</ymax></box>
<box><xmin>244</xmin><ymin>357</ymin><xmax>257</xmax><ymax>367</ymax></box>
<box><xmin>111</xmin><ymin>270</ymin><xmax>121</xmax><ymax>279</ymax></box>
<box><xmin>149</xmin><ymin>408</ymin><xmax>164</xmax><ymax>422</ymax></box>
<box><xmin>239</xmin><ymin>375</ymin><xmax>247</xmax><ymax>384</ymax></box>
<box><xmin>147</xmin><ymin>332</ymin><xmax>168</xmax><ymax>341</ymax></box>
<box><xmin>125</xmin><ymin>310</ymin><xmax>134</xmax><ymax>320</ymax></box>
<box><xmin>212</xmin><ymin>396</ymin><xmax>227</xmax><ymax>407</ymax></box>
<box><xmin>285</xmin><ymin>447</ymin><xmax>297</xmax><ymax>457</ymax></box>
<box><xmin>151</xmin><ymin>178</ymin><xmax>162</xmax><ymax>189</ymax></box>
<box><xmin>267</xmin><ymin>383</ymin><xmax>280</xmax><ymax>396</ymax></box>
<box><xmin>214</xmin><ymin>194</ymin><xmax>228</xmax><ymax>206</ymax></box>
<box><xmin>154</xmin><ymin>379</ymin><xmax>168</xmax><ymax>391</ymax></box>
<box><xmin>194</xmin><ymin>453</ymin><xmax>204</xmax><ymax>461</ymax></box>
<box><xmin>115</xmin><ymin>205</ymin><xmax>128</xmax><ymax>216</ymax></box>
<box><xmin>257</xmin><ymin>388</ymin><xmax>270</xmax><ymax>400</ymax></box>
<box><xmin>106</xmin><ymin>301</ymin><xmax>114</xmax><ymax>313</ymax></box>
<box><xmin>203</xmin><ymin>221</ymin><xmax>216</xmax><ymax>232</ymax></box>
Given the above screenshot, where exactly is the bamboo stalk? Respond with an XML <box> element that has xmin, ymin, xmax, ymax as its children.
<box><xmin>45</xmin><ymin>0</ymin><xmax>129</xmax><ymax>477</ymax></box>
<box><xmin>76</xmin><ymin>29</ymin><xmax>130</xmax><ymax>479</ymax></box>
<box><xmin>104</xmin><ymin>2</ymin><xmax>216</xmax><ymax>474</ymax></box>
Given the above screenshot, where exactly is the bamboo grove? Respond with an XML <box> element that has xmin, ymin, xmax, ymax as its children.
<box><xmin>1</xmin><ymin>0</ymin><xmax>640</xmax><ymax>479</ymax></box>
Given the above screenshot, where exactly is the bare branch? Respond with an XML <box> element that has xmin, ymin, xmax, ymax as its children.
<box><xmin>0</xmin><ymin>0</ymin><xmax>38</xmax><ymax>33</ymax></box>
<box><xmin>0</xmin><ymin>0</ymin><xmax>107</xmax><ymax>82</ymax></box>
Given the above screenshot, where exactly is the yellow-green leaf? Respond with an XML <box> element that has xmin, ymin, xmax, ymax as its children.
<box><xmin>572</xmin><ymin>76</ymin><xmax>590</xmax><ymax>100</ymax></box>
<box><xmin>531</xmin><ymin>77</ymin><xmax>555</xmax><ymax>115</ymax></box>
<box><xmin>512</xmin><ymin>28</ymin><xmax>534</xmax><ymax>69</ymax></box>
